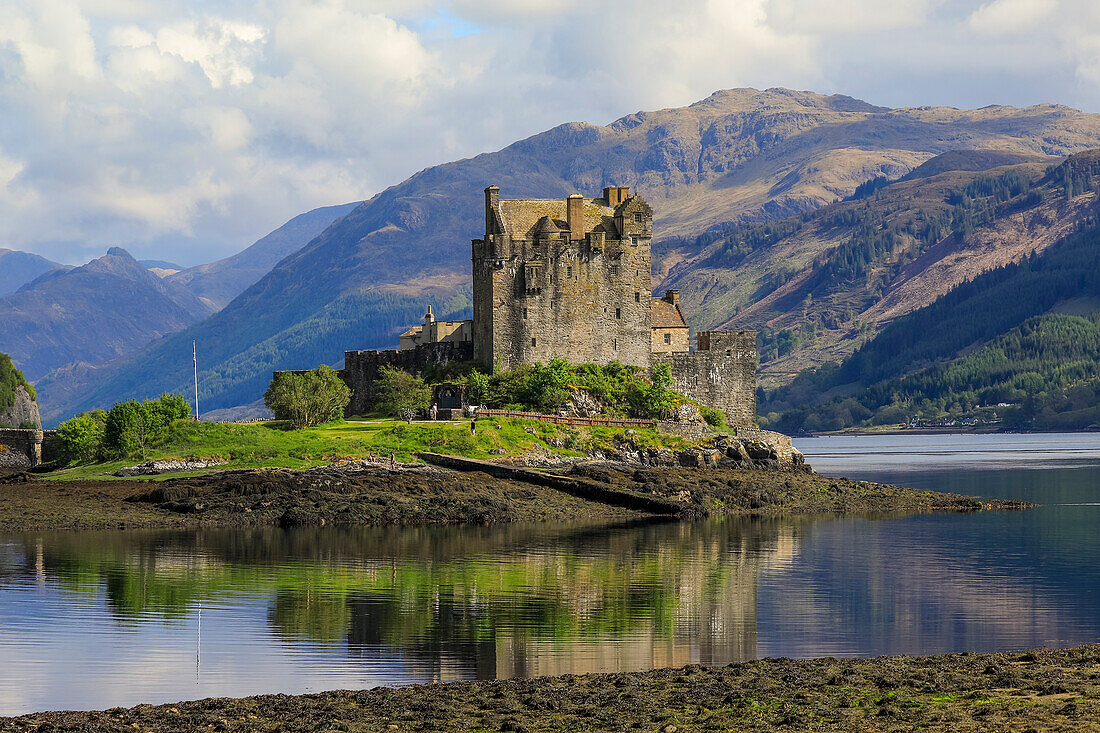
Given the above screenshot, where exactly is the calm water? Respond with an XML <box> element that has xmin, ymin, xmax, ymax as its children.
<box><xmin>2</xmin><ymin>432</ymin><xmax>1100</xmax><ymax>714</ymax></box>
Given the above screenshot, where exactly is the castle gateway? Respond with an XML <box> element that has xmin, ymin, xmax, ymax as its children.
<box><xmin>335</xmin><ymin>185</ymin><xmax>757</xmax><ymax>425</ymax></box>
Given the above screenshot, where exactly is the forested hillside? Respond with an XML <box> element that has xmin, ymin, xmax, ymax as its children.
<box><xmin>760</xmin><ymin>187</ymin><xmax>1100</xmax><ymax>433</ymax></box>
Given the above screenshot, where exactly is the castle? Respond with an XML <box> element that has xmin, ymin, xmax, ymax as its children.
<box><xmin>337</xmin><ymin>186</ymin><xmax>757</xmax><ymax>425</ymax></box>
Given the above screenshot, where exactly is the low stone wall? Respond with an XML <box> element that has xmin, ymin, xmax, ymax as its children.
<box><xmin>0</xmin><ymin>428</ymin><xmax>44</xmax><ymax>469</ymax></box>
<box><xmin>341</xmin><ymin>341</ymin><xmax>474</xmax><ymax>415</ymax></box>
<box><xmin>478</xmin><ymin>409</ymin><xmax>655</xmax><ymax>428</ymax></box>
<box><xmin>654</xmin><ymin>330</ymin><xmax>757</xmax><ymax>429</ymax></box>
<box><xmin>656</xmin><ymin>420</ymin><xmax>709</xmax><ymax>440</ymax></box>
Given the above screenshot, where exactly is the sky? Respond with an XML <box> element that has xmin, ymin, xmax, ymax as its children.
<box><xmin>3</xmin><ymin>0</ymin><xmax>1100</xmax><ymax>267</ymax></box>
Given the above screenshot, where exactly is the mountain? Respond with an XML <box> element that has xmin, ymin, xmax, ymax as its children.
<box><xmin>0</xmin><ymin>248</ymin><xmax>214</xmax><ymax>382</ymax></box>
<box><xmin>140</xmin><ymin>260</ymin><xmax>184</xmax><ymax>278</ymax></box>
<box><xmin>168</xmin><ymin>203</ymin><xmax>359</xmax><ymax>310</ymax></box>
<box><xmin>0</xmin><ymin>249</ymin><xmax>66</xmax><ymax>296</ymax></box>
<box><xmin>760</xmin><ymin>198</ymin><xmax>1100</xmax><ymax>433</ymax></box>
<box><xmin>658</xmin><ymin>151</ymin><xmax>1100</xmax><ymax>387</ymax></box>
<box><xmin>36</xmin><ymin>89</ymin><xmax>1100</xmax><ymax>424</ymax></box>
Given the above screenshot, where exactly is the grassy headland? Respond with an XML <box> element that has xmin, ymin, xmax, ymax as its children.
<box><xmin>44</xmin><ymin>416</ymin><xmax>693</xmax><ymax>481</ymax></box>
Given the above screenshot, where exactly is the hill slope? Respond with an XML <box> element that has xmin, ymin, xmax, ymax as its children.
<box><xmin>0</xmin><ymin>248</ymin><xmax>214</xmax><ymax>382</ymax></box>
<box><xmin>38</xmin><ymin>89</ymin><xmax>1100</xmax><ymax>422</ymax></box>
<box><xmin>660</xmin><ymin>151</ymin><xmax>1100</xmax><ymax>386</ymax></box>
<box><xmin>0</xmin><ymin>249</ymin><xmax>65</xmax><ymax>296</ymax></box>
<box><xmin>168</xmin><ymin>203</ymin><xmax>360</xmax><ymax>310</ymax></box>
<box><xmin>760</xmin><ymin>194</ymin><xmax>1100</xmax><ymax>433</ymax></box>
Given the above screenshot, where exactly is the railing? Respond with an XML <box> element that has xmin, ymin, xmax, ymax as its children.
<box><xmin>475</xmin><ymin>409</ymin><xmax>655</xmax><ymax>428</ymax></box>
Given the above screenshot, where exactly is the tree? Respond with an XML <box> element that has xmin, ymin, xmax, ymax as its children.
<box><xmin>466</xmin><ymin>370</ymin><xmax>490</xmax><ymax>405</ymax></box>
<box><xmin>102</xmin><ymin>394</ymin><xmax>192</xmax><ymax>459</ymax></box>
<box><xmin>55</xmin><ymin>410</ymin><xmax>107</xmax><ymax>465</ymax></box>
<box><xmin>373</xmin><ymin>366</ymin><xmax>431</xmax><ymax>420</ymax></box>
<box><xmin>640</xmin><ymin>362</ymin><xmax>675</xmax><ymax>419</ymax></box>
<box><xmin>264</xmin><ymin>365</ymin><xmax>351</xmax><ymax>428</ymax></box>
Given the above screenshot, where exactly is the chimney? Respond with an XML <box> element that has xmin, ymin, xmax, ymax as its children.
<box><xmin>566</xmin><ymin>194</ymin><xmax>584</xmax><ymax>241</ymax></box>
<box><xmin>484</xmin><ymin>185</ymin><xmax>500</xmax><ymax>234</ymax></box>
<box><xmin>603</xmin><ymin>186</ymin><xmax>630</xmax><ymax>206</ymax></box>
<box><xmin>664</xmin><ymin>289</ymin><xmax>680</xmax><ymax>306</ymax></box>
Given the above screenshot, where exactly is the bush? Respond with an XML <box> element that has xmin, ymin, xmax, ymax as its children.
<box><xmin>264</xmin><ymin>365</ymin><xmax>351</xmax><ymax>429</ymax></box>
<box><xmin>466</xmin><ymin>370</ymin><xmax>490</xmax><ymax>404</ymax></box>
<box><xmin>102</xmin><ymin>394</ymin><xmax>193</xmax><ymax>459</ymax></box>
<box><xmin>55</xmin><ymin>410</ymin><xmax>107</xmax><ymax>464</ymax></box>
<box><xmin>700</xmin><ymin>406</ymin><xmax>728</xmax><ymax>430</ymax></box>
<box><xmin>373</xmin><ymin>366</ymin><xmax>431</xmax><ymax>420</ymax></box>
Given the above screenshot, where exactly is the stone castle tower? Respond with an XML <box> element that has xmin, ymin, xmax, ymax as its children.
<box><xmin>472</xmin><ymin>185</ymin><xmax>654</xmax><ymax>370</ymax></box>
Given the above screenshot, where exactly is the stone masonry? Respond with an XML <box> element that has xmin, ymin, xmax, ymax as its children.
<box><xmin>472</xmin><ymin>186</ymin><xmax>653</xmax><ymax>370</ymax></box>
<box><xmin>653</xmin><ymin>331</ymin><xmax>758</xmax><ymax>427</ymax></box>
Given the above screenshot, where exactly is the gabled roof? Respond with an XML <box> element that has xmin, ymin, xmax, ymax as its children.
<box><xmin>650</xmin><ymin>297</ymin><xmax>688</xmax><ymax>329</ymax></box>
<box><xmin>499</xmin><ymin>198</ymin><xmax>618</xmax><ymax>240</ymax></box>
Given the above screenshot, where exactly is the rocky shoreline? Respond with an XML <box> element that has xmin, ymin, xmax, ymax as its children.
<box><xmin>0</xmin><ymin>454</ymin><xmax>1032</xmax><ymax>532</ymax></box>
<box><xmin>4</xmin><ymin>645</ymin><xmax>1100</xmax><ymax>731</ymax></box>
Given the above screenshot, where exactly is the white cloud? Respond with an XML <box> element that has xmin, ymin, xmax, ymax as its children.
<box><xmin>155</xmin><ymin>19</ymin><xmax>265</xmax><ymax>88</ymax></box>
<box><xmin>3</xmin><ymin>0</ymin><xmax>1100</xmax><ymax>266</ymax></box>
<box><xmin>968</xmin><ymin>0</ymin><xmax>1057</xmax><ymax>35</ymax></box>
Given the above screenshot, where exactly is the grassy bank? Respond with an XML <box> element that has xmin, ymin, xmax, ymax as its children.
<box><xmin>5</xmin><ymin>645</ymin><xmax>1099</xmax><ymax>731</ymax></box>
<box><xmin>47</xmin><ymin>417</ymin><xmax>692</xmax><ymax>481</ymax></box>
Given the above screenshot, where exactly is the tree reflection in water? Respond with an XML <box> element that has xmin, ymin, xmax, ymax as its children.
<box><xmin>3</xmin><ymin>518</ymin><xmax>803</xmax><ymax>678</ymax></box>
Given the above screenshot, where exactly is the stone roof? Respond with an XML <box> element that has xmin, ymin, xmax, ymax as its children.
<box><xmin>400</xmin><ymin>325</ymin><xmax>423</xmax><ymax>338</ymax></box>
<box><xmin>650</xmin><ymin>297</ymin><xmax>688</xmax><ymax>329</ymax></box>
<box><xmin>499</xmin><ymin>198</ymin><xmax>618</xmax><ymax>239</ymax></box>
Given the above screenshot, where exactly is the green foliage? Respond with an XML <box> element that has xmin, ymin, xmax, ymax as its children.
<box><xmin>468</xmin><ymin>359</ymin><xmax>689</xmax><ymax>419</ymax></box>
<box><xmin>465</xmin><ymin>370</ymin><xmax>490</xmax><ymax>404</ymax></box>
<box><xmin>102</xmin><ymin>394</ymin><xmax>192</xmax><ymax>459</ymax></box>
<box><xmin>55</xmin><ymin>410</ymin><xmax>107</xmax><ymax>465</ymax></box>
<box><xmin>700</xmin><ymin>406</ymin><xmax>728</xmax><ymax>430</ymax></box>
<box><xmin>639</xmin><ymin>362</ymin><xmax>675</xmax><ymax>419</ymax></box>
<box><xmin>0</xmin><ymin>352</ymin><xmax>35</xmax><ymax>417</ymax></box>
<box><xmin>373</xmin><ymin>366</ymin><xmax>431</xmax><ymax>420</ymax></box>
<box><xmin>264</xmin><ymin>365</ymin><xmax>351</xmax><ymax>429</ymax></box>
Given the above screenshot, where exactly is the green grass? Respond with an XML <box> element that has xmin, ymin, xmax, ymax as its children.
<box><xmin>46</xmin><ymin>416</ymin><xmax>692</xmax><ymax>481</ymax></box>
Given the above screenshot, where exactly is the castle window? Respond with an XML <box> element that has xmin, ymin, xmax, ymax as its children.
<box><xmin>634</xmin><ymin>212</ymin><xmax>643</xmax><ymax>223</ymax></box>
<box><xmin>532</xmin><ymin>337</ymin><xmax>537</xmax><ymax>347</ymax></box>
<box><xmin>613</xmin><ymin>338</ymin><xmax>618</xmax><ymax>350</ymax></box>
<box><xmin>567</xmin><ymin>266</ymin><xmax>572</xmax><ymax>278</ymax></box>
<box><xmin>523</xmin><ymin>308</ymin><xmax>528</xmax><ymax>319</ymax></box>
<box><xmin>635</xmin><ymin>292</ymin><xmax>640</xmax><ymax>302</ymax></box>
<box><xmin>615</xmin><ymin>308</ymin><xmax>621</xmax><ymax>319</ymax></box>
<box><xmin>610</xmin><ymin>264</ymin><xmax>618</xmax><ymax>275</ymax></box>
<box><xmin>664</xmin><ymin>333</ymin><xmax>671</xmax><ymax>345</ymax></box>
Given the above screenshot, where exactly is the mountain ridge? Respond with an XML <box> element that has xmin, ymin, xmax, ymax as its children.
<box><xmin>36</xmin><ymin>88</ymin><xmax>1100</xmax><ymax>422</ymax></box>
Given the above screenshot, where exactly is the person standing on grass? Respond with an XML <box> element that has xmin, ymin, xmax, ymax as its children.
<box><xmin>470</xmin><ymin>420</ymin><xmax>476</xmax><ymax>437</ymax></box>
<box><xmin>430</xmin><ymin>403</ymin><xmax>438</xmax><ymax>420</ymax></box>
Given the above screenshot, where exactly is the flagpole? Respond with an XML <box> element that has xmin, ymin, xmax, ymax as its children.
<box><xmin>193</xmin><ymin>341</ymin><xmax>200</xmax><ymax>421</ymax></box>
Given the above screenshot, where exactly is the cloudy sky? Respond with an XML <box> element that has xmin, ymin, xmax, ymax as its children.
<box><xmin>2</xmin><ymin>0</ymin><xmax>1100</xmax><ymax>266</ymax></box>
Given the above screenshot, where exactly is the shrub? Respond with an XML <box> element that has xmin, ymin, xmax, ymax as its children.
<box><xmin>102</xmin><ymin>394</ymin><xmax>192</xmax><ymax>459</ymax></box>
<box><xmin>700</xmin><ymin>406</ymin><xmax>728</xmax><ymax>430</ymax></box>
<box><xmin>55</xmin><ymin>410</ymin><xmax>107</xmax><ymax>464</ymax></box>
<box><xmin>264</xmin><ymin>365</ymin><xmax>351</xmax><ymax>428</ymax></box>
<box><xmin>372</xmin><ymin>366</ymin><xmax>431</xmax><ymax>420</ymax></box>
<box><xmin>466</xmin><ymin>370</ymin><xmax>490</xmax><ymax>404</ymax></box>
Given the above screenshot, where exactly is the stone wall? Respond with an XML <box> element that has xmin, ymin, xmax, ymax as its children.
<box><xmin>339</xmin><ymin>341</ymin><xmax>474</xmax><ymax>415</ymax></box>
<box><xmin>472</xmin><ymin>188</ymin><xmax>653</xmax><ymax>371</ymax></box>
<box><xmin>655</xmin><ymin>330</ymin><xmax>758</xmax><ymax>428</ymax></box>
<box><xmin>0</xmin><ymin>428</ymin><xmax>44</xmax><ymax>469</ymax></box>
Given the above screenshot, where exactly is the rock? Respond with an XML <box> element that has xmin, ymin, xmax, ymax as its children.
<box><xmin>703</xmin><ymin>449</ymin><xmax>723</xmax><ymax>468</ymax></box>
<box><xmin>565</xmin><ymin>388</ymin><xmax>602</xmax><ymax>418</ymax></box>
<box><xmin>114</xmin><ymin>459</ymin><xmax>228</xmax><ymax>477</ymax></box>
<box><xmin>0</xmin><ymin>384</ymin><xmax>40</xmax><ymax>429</ymax></box>
<box><xmin>725</xmin><ymin>441</ymin><xmax>751</xmax><ymax>462</ymax></box>
<box><xmin>791</xmin><ymin>446</ymin><xmax>806</xmax><ymax>466</ymax></box>
<box><xmin>674</xmin><ymin>402</ymin><xmax>704</xmax><ymax>423</ymax></box>
<box><xmin>488</xmin><ymin>448</ymin><xmax>507</xmax><ymax>455</ymax></box>
<box><xmin>744</xmin><ymin>439</ymin><xmax>777</xmax><ymax>461</ymax></box>
<box><xmin>677</xmin><ymin>450</ymin><xmax>702</xmax><ymax>467</ymax></box>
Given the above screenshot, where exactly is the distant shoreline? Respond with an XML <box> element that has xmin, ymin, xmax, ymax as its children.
<box><xmin>806</xmin><ymin>426</ymin><xmax>1100</xmax><ymax>438</ymax></box>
